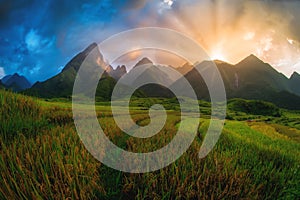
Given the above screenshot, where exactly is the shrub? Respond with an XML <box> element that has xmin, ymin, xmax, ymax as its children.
<box><xmin>228</xmin><ymin>99</ymin><xmax>281</xmax><ymax>117</ymax></box>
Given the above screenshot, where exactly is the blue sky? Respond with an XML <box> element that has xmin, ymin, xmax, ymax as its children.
<box><xmin>1</xmin><ymin>0</ymin><xmax>300</xmax><ymax>82</ymax></box>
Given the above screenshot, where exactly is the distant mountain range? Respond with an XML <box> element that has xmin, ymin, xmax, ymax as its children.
<box><xmin>2</xmin><ymin>43</ymin><xmax>299</xmax><ymax>109</ymax></box>
<box><xmin>171</xmin><ymin>55</ymin><xmax>300</xmax><ymax>109</ymax></box>
<box><xmin>1</xmin><ymin>73</ymin><xmax>31</xmax><ymax>92</ymax></box>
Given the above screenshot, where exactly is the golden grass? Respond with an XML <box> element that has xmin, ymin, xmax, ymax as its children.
<box><xmin>0</xmin><ymin>125</ymin><xmax>104</xmax><ymax>199</ymax></box>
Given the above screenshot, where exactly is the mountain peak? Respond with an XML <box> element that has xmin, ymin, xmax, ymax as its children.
<box><xmin>62</xmin><ymin>42</ymin><xmax>104</xmax><ymax>72</ymax></box>
<box><xmin>116</xmin><ymin>65</ymin><xmax>127</xmax><ymax>72</ymax></box>
<box><xmin>240</xmin><ymin>54</ymin><xmax>264</xmax><ymax>64</ymax></box>
<box><xmin>290</xmin><ymin>71</ymin><xmax>300</xmax><ymax>79</ymax></box>
<box><xmin>134</xmin><ymin>57</ymin><xmax>153</xmax><ymax>68</ymax></box>
<box><xmin>12</xmin><ymin>73</ymin><xmax>21</xmax><ymax>77</ymax></box>
<box><xmin>83</xmin><ymin>43</ymin><xmax>98</xmax><ymax>55</ymax></box>
<box><xmin>109</xmin><ymin>65</ymin><xmax>127</xmax><ymax>80</ymax></box>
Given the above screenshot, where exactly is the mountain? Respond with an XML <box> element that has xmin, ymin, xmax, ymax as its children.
<box><xmin>289</xmin><ymin>72</ymin><xmax>300</xmax><ymax>96</ymax></box>
<box><xmin>22</xmin><ymin>42</ymin><xmax>300</xmax><ymax>109</ymax></box>
<box><xmin>234</xmin><ymin>54</ymin><xmax>290</xmax><ymax>93</ymax></box>
<box><xmin>121</xmin><ymin>57</ymin><xmax>181</xmax><ymax>97</ymax></box>
<box><xmin>61</xmin><ymin>43</ymin><xmax>103</xmax><ymax>72</ymax></box>
<box><xmin>128</xmin><ymin>58</ymin><xmax>175</xmax><ymax>86</ymax></box>
<box><xmin>176</xmin><ymin>63</ymin><xmax>193</xmax><ymax>75</ymax></box>
<box><xmin>1</xmin><ymin>73</ymin><xmax>31</xmax><ymax>91</ymax></box>
<box><xmin>26</xmin><ymin>43</ymin><xmax>115</xmax><ymax>99</ymax></box>
<box><xmin>133</xmin><ymin>57</ymin><xmax>153</xmax><ymax>68</ymax></box>
<box><xmin>26</xmin><ymin>43</ymin><xmax>141</xmax><ymax>100</ymax></box>
<box><xmin>171</xmin><ymin>55</ymin><xmax>300</xmax><ymax>109</ymax></box>
<box><xmin>108</xmin><ymin>65</ymin><xmax>127</xmax><ymax>80</ymax></box>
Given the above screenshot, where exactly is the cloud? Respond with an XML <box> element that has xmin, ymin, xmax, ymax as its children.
<box><xmin>25</xmin><ymin>29</ymin><xmax>55</xmax><ymax>53</ymax></box>
<box><xmin>0</xmin><ymin>67</ymin><xmax>5</xmax><ymax>79</ymax></box>
<box><xmin>1</xmin><ymin>0</ymin><xmax>300</xmax><ymax>81</ymax></box>
<box><xmin>25</xmin><ymin>29</ymin><xmax>41</xmax><ymax>52</ymax></box>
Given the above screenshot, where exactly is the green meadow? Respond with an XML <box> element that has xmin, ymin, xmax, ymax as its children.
<box><xmin>0</xmin><ymin>90</ymin><xmax>299</xmax><ymax>199</ymax></box>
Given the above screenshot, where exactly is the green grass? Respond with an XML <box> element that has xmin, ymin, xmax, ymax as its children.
<box><xmin>0</xmin><ymin>90</ymin><xmax>299</xmax><ymax>199</ymax></box>
<box><xmin>0</xmin><ymin>90</ymin><xmax>47</xmax><ymax>141</ymax></box>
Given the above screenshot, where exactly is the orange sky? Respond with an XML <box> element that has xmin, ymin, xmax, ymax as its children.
<box><xmin>110</xmin><ymin>0</ymin><xmax>300</xmax><ymax>77</ymax></box>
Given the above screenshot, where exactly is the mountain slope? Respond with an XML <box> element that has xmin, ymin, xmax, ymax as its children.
<box><xmin>26</xmin><ymin>43</ymin><xmax>114</xmax><ymax>99</ymax></box>
<box><xmin>26</xmin><ymin>67</ymin><xmax>78</xmax><ymax>98</ymax></box>
<box><xmin>235</xmin><ymin>54</ymin><xmax>290</xmax><ymax>93</ymax></box>
<box><xmin>289</xmin><ymin>72</ymin><xmax>300</xmax><ymax>96</ymax></box>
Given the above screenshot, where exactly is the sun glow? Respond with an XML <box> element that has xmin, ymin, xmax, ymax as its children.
<box><xmin>209</xmin><ymin>50</ymin><xmax>227</xmax><ymax>62</ymax></box>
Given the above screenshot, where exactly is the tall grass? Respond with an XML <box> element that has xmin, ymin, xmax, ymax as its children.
<box><xmin>0</xmin><ymin>125</ymin><xmax>104</xmax><ymax>199</ymax></box>
<box><xmin>121</xmin><ymin>119</ymin><xmax>299</xmax><ymax>199</ymax></box>
<box><xmin>0</xmin><ymin>90</ymin><xmax>46</xmax><ymax>141</ymax></box>
<box><xmin>0</xmin><ymin>91</ymin><xmax>299</xmax><ymax>199</ymax></box>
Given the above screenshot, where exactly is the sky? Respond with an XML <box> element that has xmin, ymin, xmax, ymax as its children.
<box><xmin>1</xmin><ymin>0</ymin><xmax>300</xmax><ymax>83</ymax></box>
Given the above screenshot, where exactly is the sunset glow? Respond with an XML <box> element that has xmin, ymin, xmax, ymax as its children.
<box><xmin>209</xmin><ymin>49</ymin><xmax>227</xmax><ymax>62</ymax></box>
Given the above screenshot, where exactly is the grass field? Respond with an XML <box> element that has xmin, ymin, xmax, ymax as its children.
<box><xmin>0</xmin><ymin>90</ymin><xmax>299</xmax><ymax>199</ymax></box>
